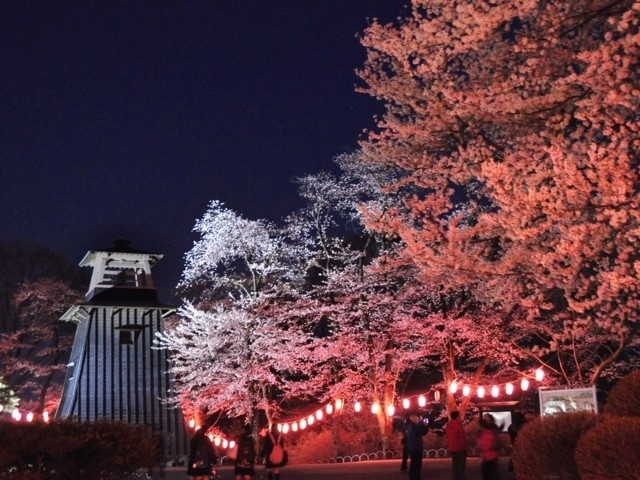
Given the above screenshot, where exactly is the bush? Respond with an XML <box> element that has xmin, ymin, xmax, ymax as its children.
<box><xmin>511</xmin><ymin>412</ymin><xmax>596</xmax><ymax>480</ymax></box>
<box><xmin>575</xmin><ymin>415</ymin><xmax>640</xmax><ymax>480</ymax></box>
<box><xmin>0</xmin><ymin>419</ymin><xmax>155</xmax><ymax>479</ymax></box>
<box><xmin>286</xmin><ymin>428</ymin><xmax>337</xmax><ymax>464</ymax></box>
<box><xmin>603</xmin><ymin>370</ymin><xmax>640</xmax><ymax>417</ymax></box>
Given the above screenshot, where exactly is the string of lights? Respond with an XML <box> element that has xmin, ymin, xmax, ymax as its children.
<box><xmin>6</xmin><ymin>368</ymin><xmax>545</xmax><ymax>454</ymax></box>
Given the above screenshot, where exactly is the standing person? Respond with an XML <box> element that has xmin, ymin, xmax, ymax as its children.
<box><xmin>507</xmin><ymin>411</ymin><xmax>526</xmax><ymax>473</ymax></box>
<box><xmin>400</xmin><ymin>417</ymin><xmax>410</xmax><ymax>472</ymax></box>
<box><xmin>187</xmin><ymin>422</ymin><xmax>217</xmax><ymax>480</ymax></box>
<box><xmin>478</xmin><ymin>413</ymin><xmax>501</xmax><ymax>480</ymax></box>
<box><xmin>235</xmin><ymin>423</ymin><xmax>256</xmax><ymax>480</ymax></box>
<box><xmin>406</xmin><ymin>414</ymin><xmax>429</xmax><ymax>480</ymax></box>
<box><xmin>445</xmin><ymin>410</ymin><xmax>468</xmax><ymax>480</ymax></box>
<box><xmin>261</xmin><ymin>424</ymin><xmax>287</xmax><ymax>480</ymax></box>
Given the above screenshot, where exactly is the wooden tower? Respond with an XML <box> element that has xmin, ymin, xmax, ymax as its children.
<box><xmin>56</xmin><ymin>240</ymin><xmax>188</xmax><ymax>457</ymax></box>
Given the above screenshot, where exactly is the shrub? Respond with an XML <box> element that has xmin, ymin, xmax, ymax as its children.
<box><xmin>603</xmin><ymin>370</ymin><xmax>640</xmax><ymax>417</ymax></box>
<box><xmin>511</xmin><ymin>412</ymin><xmax>596</xmax><ymax>480</ymax></box>
<box><xmin>286</xmin><ymin>428</ymin><xmax>337</xmax><ymax>464</ymax></box>
<box><xmin>575</xmin><ymin>415</ymin><xmax>640</xmax><ymax>480</ymax></box>
<box><xmin>0</xmin><ymin>419</ymin><xmax>155</xmax><ymax>479</ymax></box>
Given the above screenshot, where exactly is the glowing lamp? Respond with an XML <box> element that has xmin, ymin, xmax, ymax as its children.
<box><xmin>371</xmin><ymin>402</ymin><xmax>380</xmax><ymax>414</ymax></box>
<box><xmin>535</xmin><ymin>368</ymin><xmax>544</xmax><ymax>381</ymax></box>
<box><xmin>0</xmin><ymin>405</ymin><xmax>3</xmax><ymax>413</ymax></box>
<box><xmin>12</xmin><ymin>409</ymin><xmax>21</xmax><ymax>421</ymax></box>
<box><xmin>300</xmin><ymin>419</ymin><xmax>307</xmax><ymax>430</ymax></box>
<box><xmin>521</xmin><ymin>378</ymin><xmax>530</xmax><ymax>391</ymax></box>
<box><xmin>387</xmin><ymin>405</ymin><xmax>395</xmax><ymax>416</ymax></box>
<box><xmin>418</xmin><ymin>395</ymin><xmax>426</xmax><ymax>407</ymax></box>
<box><xmin>335</xmin><ymin>399</ymin><xmax>343</xmax><ymax>410</ymax></box>
<box><xmin>188</xmin><ymin>419</ymin><xmax>196</xmax><ymax>429</ymax></box>
<box><xmin>316</xmin><ymin>410</ymin><xmax>323</xmax><ymax>420</ymax></box>
<box><xmin>403</xmin><ymin>398</ymin><xmax>410</xmax><ymax>409</ymax></box>
<box><xmin>43</xmin><ymin>411</ymin><xmax>50</xmax><ymax>423</ymax></box>
<box><xmin>506</xmin><ymin>383</ymin><xmax>514</xmax><ymax>395</ymax></box>
<box><xmin>282</xmin><ymin>424</ymin><xmax>290</xmax><ymax>434</ymax></box>
<box><xmin>292</xmin><ymin>422</ymin><xmax>299</xmax><ymax>432</ymax></box>
<box><xmin>462</xmin><ymin>385</ymin><xmax>471</xmax><ymax>397</ymax></box>
<box><xmin>491</xmin><ymin>386</ymin><xmax>499</xmax><ymax>398</ymax></box>
<box><xmin>477</xmin><ymin>386</ymin><xmax>486</xmax><ymax>398</ymax></box>
<box><xmin>326</xmin><ymin>404</ymin><xmax>333</xmax><ymax>414</ymax></box>
<box><xmin>208</xmin><ymin>434</ymin><xmax>214</xmax><ymax>441</ymax></box>
<box><xmin>214</xmin><ymin>437</ymin><xmax>221</xmax><ymax>446</ymax></box>
<box><xmin>26</xmin><ymin>412</ymin><xmax>34</xmax><ymax>422</ymax></box>
<box><xmin>222</xmin><ymin>439</ymin><xmax>229</xmax><ymax>448</ymax></box>
<box><xmin>434</xmin><ymin>390</ymin><xmax>441</xmax><ymax>402</ymax></box>
<box><xmin>354</xmin><ymin>401</ymin><xmax>362</xmax><ymax>413</ymax></box>
<box><xmin>449</xmin><ymin>381</ymin><xmax>458</xmax><ymax>394</ymax></box>
<box><xmin>307</xmin><ymin>415</ymin><xmax>314</xmax><ymax>425</ymax></box>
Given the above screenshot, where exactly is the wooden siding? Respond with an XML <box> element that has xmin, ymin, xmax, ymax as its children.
<box><xmin>57</xmin><ymin>305</ymin><xmax>188</xmax><ymax>457</ymax></box>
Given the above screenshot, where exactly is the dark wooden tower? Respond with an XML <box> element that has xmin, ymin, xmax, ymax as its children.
<box><xmin>56</xmin><ymin>240</ymin><xmax>188</xmax><ymax>457</ymax></box>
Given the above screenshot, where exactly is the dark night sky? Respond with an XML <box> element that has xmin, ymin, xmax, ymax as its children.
<box><xmin>0</xmin><ymin>1</ymin><xmax>406</xmax><ymax>299</ymax></box>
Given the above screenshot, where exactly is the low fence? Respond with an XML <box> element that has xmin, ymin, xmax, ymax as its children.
<box><xmin>332</xmin><ymin>445</ymin><xmax>513</xmax><ymax>464</ymax></box>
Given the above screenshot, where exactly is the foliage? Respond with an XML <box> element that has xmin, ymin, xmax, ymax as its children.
<box><xmin>575</xmin><ymin>415</ymin><xmax>640</xmax><ymax>480</ymax></box>
<box><xmin>0</xmin><ymin>420</ymin><xmax>155</xmax><ymax>479</ymax></box>
<box><xmin>0</xmin><ymin>241</ymin><xmax>84</xmax><ymax>413</ymax></box>
<box><xmin>603</xmin><ymin>369</ymin><xmax>640</xmax><ymax>417</ymax></box>
<box><xmin>511</xmin><ymin>412</ymin><xmax>596</xmax><ymax>480</ymax></box>
<box><xmin>0</xmin><ymin>380</ymin><xmax>18</xmax><ymax>412</ymax></box>
<box><xmin>157</xmin><ymin>201</ymin><xmax>310</xmax><ymax>427</ymax></box>
<box><xmin>357</xmin><ymin>0</ymin><xmax>640</xmax><ymax>384</ymax></box>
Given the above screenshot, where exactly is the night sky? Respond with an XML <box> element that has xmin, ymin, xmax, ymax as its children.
<box><xmin>0</xmin><ymin>1</ymin><xmax>406</xmax><ymax>299</ymax></box>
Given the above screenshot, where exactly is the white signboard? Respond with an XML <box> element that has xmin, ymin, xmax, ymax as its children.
<box><xmin>539</xmin><ymin>385</ymin><xmax>598</xmax><ymax>416</ymax></box>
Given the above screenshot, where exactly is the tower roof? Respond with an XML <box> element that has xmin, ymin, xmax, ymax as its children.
<box><xmin>79</xmin><ymin>239</ymin><xmax>163</xmax><ymax>267</ymax></box>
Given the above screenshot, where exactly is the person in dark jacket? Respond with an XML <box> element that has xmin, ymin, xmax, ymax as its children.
<box><xmin>445</xmin><ymin>410</ymin><xmax>468</xmax><ymax>480</ymax></box>
<box><xmin>400</xmin><ymin>416</ymin><xmax>410</xmax><ymax>472</ymax></box>
<box><xmin>235</xmin><ymin>424</ymin><xmax>256</xmax><ymax>480</ymax></box>
<box><xmin>261</xmin><ymin>423</ymin><xmax>286</xmax><ymax>480</ymax></box>
<box><xmin>406</xmin><ymin>414</ymin><xmax>429</xmax><ymax>480</ymax></box>
<box><xmin>187</xmin><ymin>421</ymin><xmax>217</xmax><ymax>480</ymax></box>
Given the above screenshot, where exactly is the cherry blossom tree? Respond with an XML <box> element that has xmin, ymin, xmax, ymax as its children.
<box><xmin>281</xmin><ymin>154</ymin><xmax>517</xmax><ymax>445</ymax></box>
<box><xmin>357</xmin><ymin>0</ymin><xmax>640</xmax><ymax>384</ymax></box>
<box><xmin>157</xmin><ymin>201</ymin><xmax>310</xmax><ymax>428</ymax></box>
<box><xmin>0</xmin><ymin>242</ymin><xmax>83</xmax><ymax>414</ymax></box>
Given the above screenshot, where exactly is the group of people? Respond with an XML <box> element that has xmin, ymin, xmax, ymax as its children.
<box><xmin>188</xmin><ymin>408</ymin><xmax>525</xmax><ymax>480</ymax></box>
<box><xmin>187</xmin><ymin>421</ymin><xmax>287</xmax><ymax>480</ymax></box>
<box><xmin>401</xmin><ymin>409</ymin><xmax>526</xmax><ymax>480</ymax></box>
